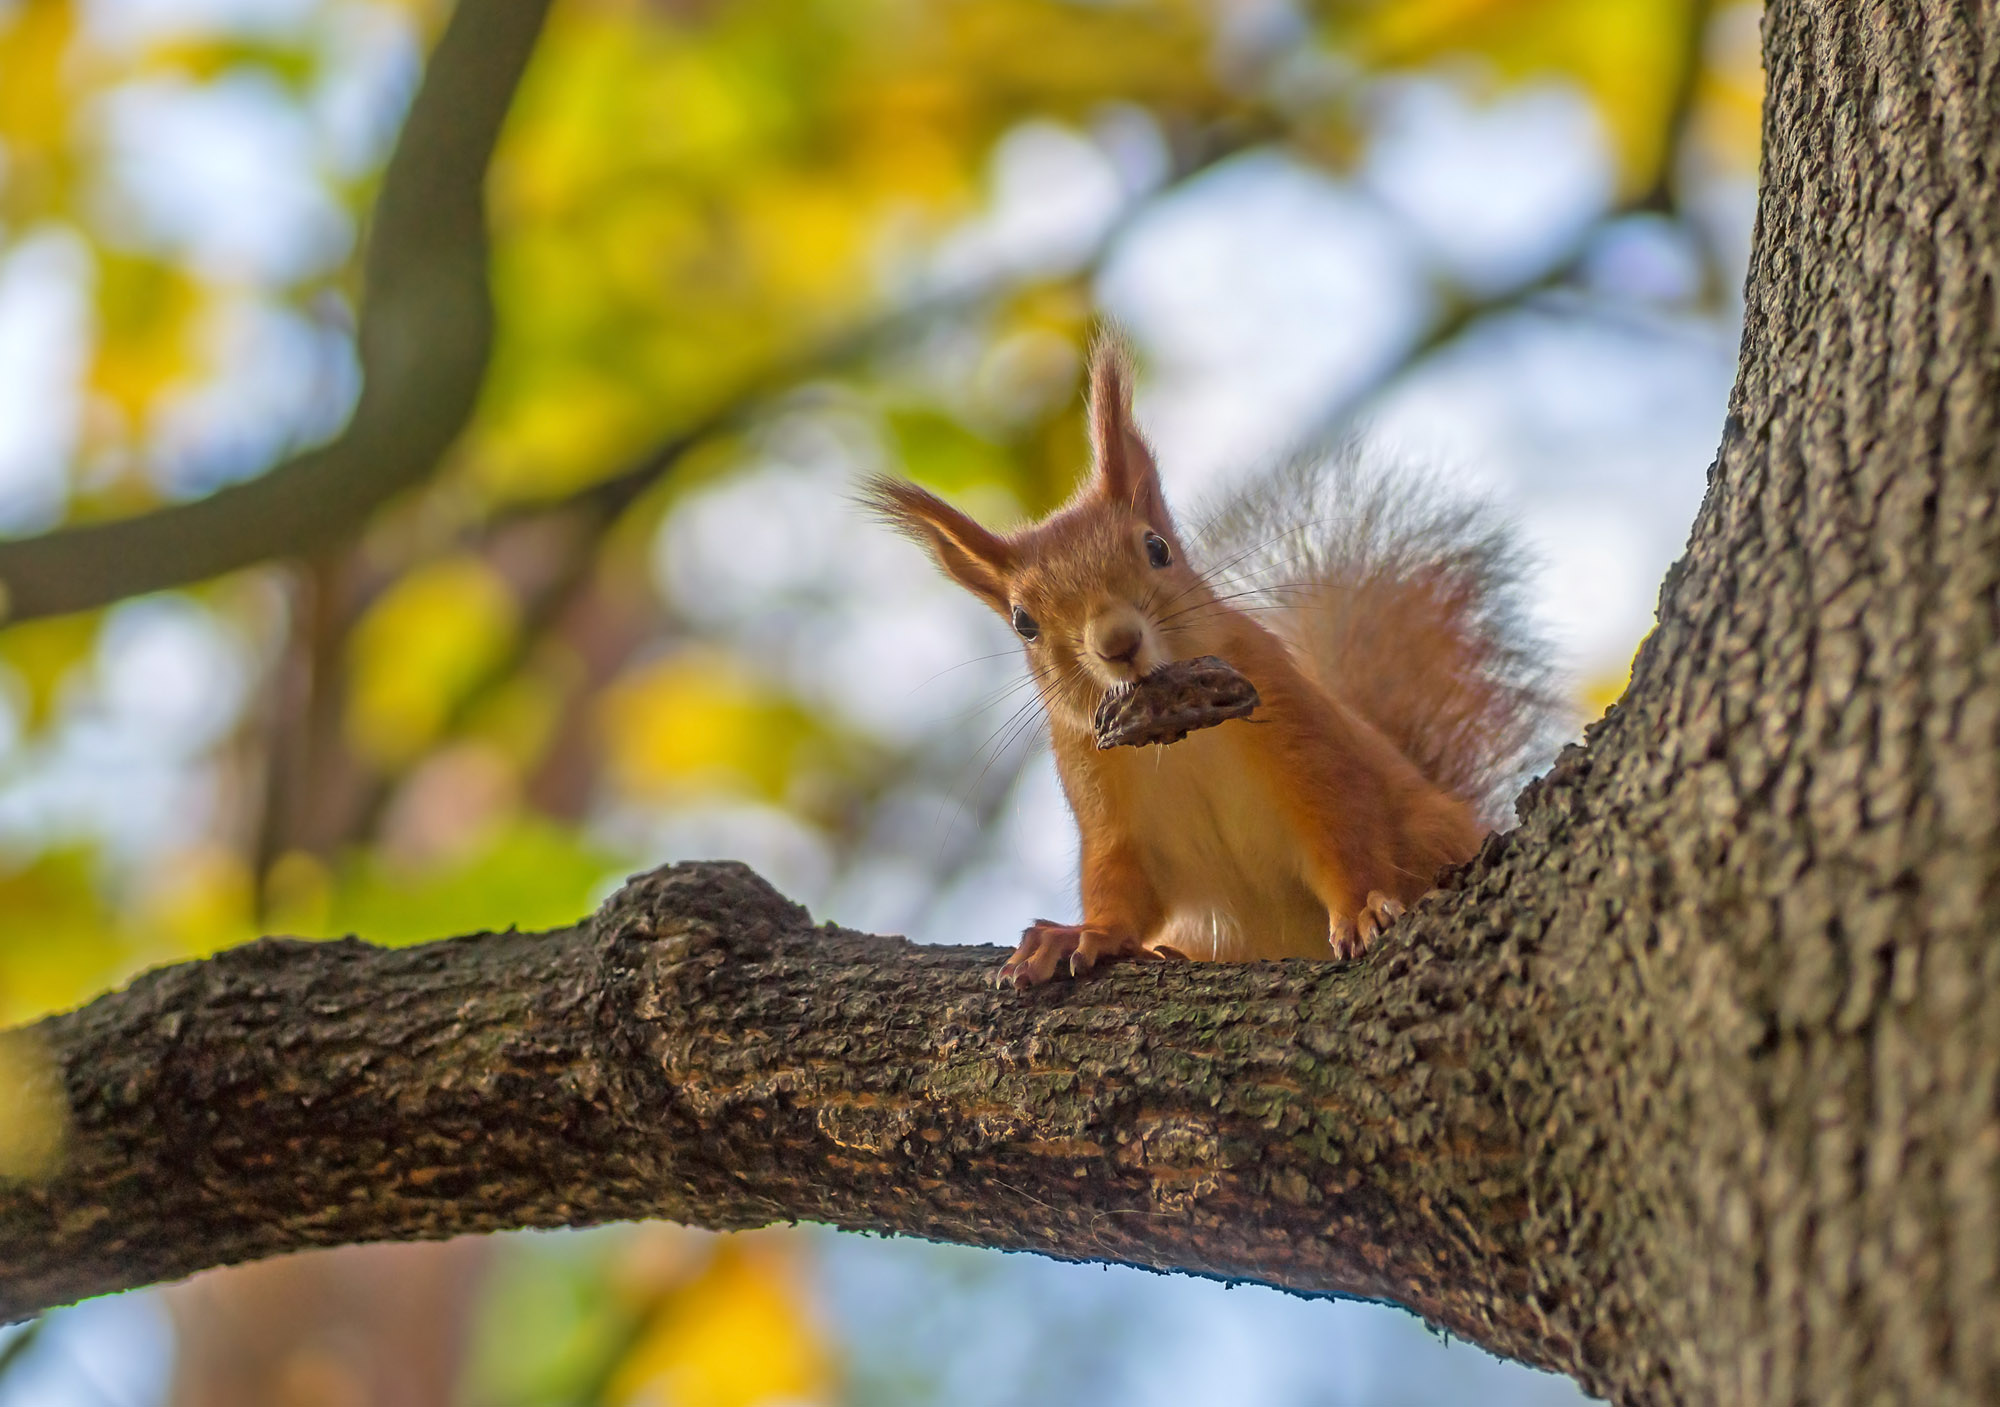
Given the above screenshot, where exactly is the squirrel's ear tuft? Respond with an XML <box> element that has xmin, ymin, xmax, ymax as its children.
<box><xmin>862</xmin><ymin>476</ymin><xmax>1014</xmax><ymax>615</ymax></box>
<box><xmin>1086</xmin><ymin>332</ymin><xmax>1169</xmax><ymax>526</ymax></box>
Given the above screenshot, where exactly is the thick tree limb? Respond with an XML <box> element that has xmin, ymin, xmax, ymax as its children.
<box><xmin>0</xmin><ymin>857</ymin><xmax>1599</xmax><ymax>1386</ymax></box>
<box><xmin>0</xmin><ymin>0</ymin><xmax>551</xmax><ymax>624</ymax></box>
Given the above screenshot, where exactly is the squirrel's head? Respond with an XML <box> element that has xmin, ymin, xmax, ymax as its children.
<box><xmin>867</xmin><ymin>337</ymin><xmax>1224</xmax><ymax>729</ymax></box>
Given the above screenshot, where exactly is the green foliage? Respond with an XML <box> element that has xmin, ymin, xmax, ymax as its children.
<box><xmin>0</xmin><ymin>850</ymin><xmax>121</xmax><ymax>1026</ymax></box>
<box><xmin>462</xmin><ymin>1229</ymin><xmax>833</xmax><ymax>1407</ymax></box>
<box><xmin>312</xmin><ymin>817</ymin><xmax>616</xmax><ymax>945</ymax></box>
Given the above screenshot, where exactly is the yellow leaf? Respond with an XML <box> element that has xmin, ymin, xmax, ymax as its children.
<box><xmin>472</xmin><ymin>366</ymin><xmax>655</xmax><ymax>501</ymax></box>
<box><xmin>89</xmin><ymin>249</ymin><xmax>203</xmax><ymax>419</ymax></box>
<box><xmin>738</xmin><ymin>174</ymin><xmax>868</xmax><ymax>307</ymax></box>
<box><xmin>0</xmin><ymin>0</ymin><xmax>79</xmax><ymax>212</ymax></box>
<box><xmin>0</xmin><ymin>613</ymin><xmax>99</xmax><ymax>730</ymax></box>
<box><xmin>345</xmin><ymin>556</ymin><xmax>520</xmax><ymax>768</ymax></box>
<box><xmin>939</xmin><ymin>0</ymin><xmax>1219</xmax><ymax>119</ymax></box>
<box><xmin>844</xmin><ymin>72</ymin><xmax>974</xmax><ymax>208</ymax></box>
<box><xmin>1581</xmin><ymin>671</ymin><xmax>1628</xmax><ymax>717</ymax></box>
<box><xmin>1357</xmin><ymin>0</ymin><xmax>1520</xmax><ymax>55</ymax></box>
<box><xmin>607</xmin><ymin>1238</ymin><xmax>833</xmax><ymax>1407</ymax></box>
<box><xmin>1581</xmin><ymin>635</ymin><xmax>1645</xmax><ymax>716</ymax></box>
<box><xmin>130</xmin><ymin>38</ymin><xmax>318</xmax><ymax>88</ymax></box>
<box><xmin>597</xmin><ymin>650</ymin><xmax>821</xmax><ymax>804</ymax></box>
<box><xmin>0</xmin><ymin>848</ymin><xmax>124</xmax><ymax>1024</ymax></box>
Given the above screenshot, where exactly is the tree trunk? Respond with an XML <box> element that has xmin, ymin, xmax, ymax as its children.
<box><xmin>1</xmin><ymin>1</ymin><xmax>1995</xmax><ymax>1402</ymax></box>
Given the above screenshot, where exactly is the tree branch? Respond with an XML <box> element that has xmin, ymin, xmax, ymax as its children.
<box><xmin>1</xmin><ymin>6</ymin><xmax>1992</xmax><ymax>1404</ymax></box>
<box><xmin>0</xmin><ymin>0</ymin><xmax>552</xmax><ymax>624</ymax></box>
<box><xmin>0</xmin><ymin>858</ymin><xmax>1596</xmax><ymax>1387</ymax></box>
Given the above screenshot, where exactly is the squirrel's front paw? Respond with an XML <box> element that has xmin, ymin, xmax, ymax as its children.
<box><xmin>995</xmin><ymin>921</ymin><xmax>1165</xmax><ymax>987</ymax></box>
<box><xmin>1328</xmin><ymin>891</ymin><xmax>1405</xmax><ymax>961</ymax></box>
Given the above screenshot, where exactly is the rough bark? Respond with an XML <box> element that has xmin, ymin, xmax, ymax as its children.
<box><xmin>0</xmin><ymin>1</ymin><xmax>1995</xmax><ymax>1403</ymax></box>
<box><xmin>0</xmin><ymin>861</ymin><xmax>1571</xmax><ymax>1376</ymax></box>
<box><xmin>1545</xmin><ymin>1</ymin><xmax>2000</xmax><ymax>1400</ymax></box>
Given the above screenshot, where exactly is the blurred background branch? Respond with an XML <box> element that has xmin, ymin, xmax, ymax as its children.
<box><xmin>0</xmin><ymin>0</ymin><xmax>550</xmax><ymax>623</ymax></box>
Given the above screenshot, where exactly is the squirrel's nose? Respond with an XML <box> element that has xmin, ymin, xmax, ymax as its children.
<box><xmin>1094</xmin><ymin>622</ymin><xmax>1143</xmax><ymax>664</ymax></box>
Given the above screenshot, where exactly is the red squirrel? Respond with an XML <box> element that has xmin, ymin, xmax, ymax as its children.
<box><xmin>869</xmin><ymin>336</ymin><xmax>1557</xmax><ymax>985</ymax></box>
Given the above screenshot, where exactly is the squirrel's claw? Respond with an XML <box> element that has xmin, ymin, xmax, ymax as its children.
<box><xmin>1329</xmin><ymin>914</ymin><xmax>1363</xmax><ymax>961</ymax></box>
<box><xmin>1360</xmin><ymin>891</ymin><xmax>1405</xmax><ymax>939</ymax></box>
<box><xmin>997</xmin><ymin>922</ymin><xmax>1156</xmax><ymax>988</ymax></box>
<box><xmin>1329</xmin><ymin>892</ymin><xmax>1406</xmax><ymax>961</ymax></box>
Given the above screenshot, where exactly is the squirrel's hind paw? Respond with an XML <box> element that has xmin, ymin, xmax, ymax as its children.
<box><xmin>1329</xmin><ymin>892</ymin><xmax>1405</xmax><ymax>961</ymax></box>
<box><xmin>995</xmin><ymin>922</ymin><xmax>1160</xmax><ymax>988</ymax></box>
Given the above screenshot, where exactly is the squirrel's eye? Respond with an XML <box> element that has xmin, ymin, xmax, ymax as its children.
<box><xmin>1011</xmin><ymin>606</ymin><xmax>1040</xmax><ymax>641</ymax></box>
<box><xmin>1144</xmin><ymin>532</ymin><xmax>1172</xmax><ymax>569</ymax></box>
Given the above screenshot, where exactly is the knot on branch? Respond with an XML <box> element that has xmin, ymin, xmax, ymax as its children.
<box><xmin>592</xmin><ymin>861</ymin><xmax>811</xmax><ymax>967</ymax></box>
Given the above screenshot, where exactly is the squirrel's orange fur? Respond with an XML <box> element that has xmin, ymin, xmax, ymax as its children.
<box><xmin>868</xmin><ymin>336</ymin><xmax>1558</xmax><ymax>985</ymax></box>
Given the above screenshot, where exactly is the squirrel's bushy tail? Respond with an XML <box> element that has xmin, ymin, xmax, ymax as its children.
<box><xmin>1195</xmin><ymin>448</ymin><xmax>1569</xmax><ymax>822</ymax></box>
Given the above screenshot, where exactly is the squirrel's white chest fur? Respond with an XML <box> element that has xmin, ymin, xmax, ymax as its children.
<box><xmin>1104</xmin><ymin>725</ymin><xmax>1331</xmax><ymax>961</ymax></box>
